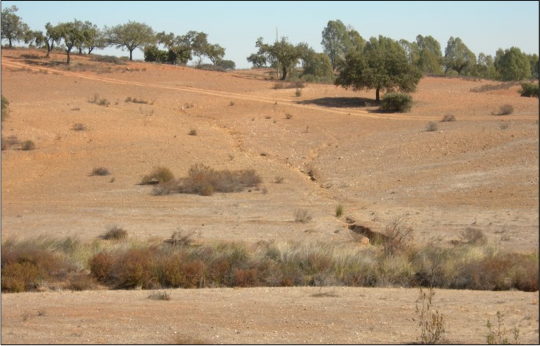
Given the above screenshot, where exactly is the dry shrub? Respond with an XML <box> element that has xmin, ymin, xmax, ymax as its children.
<box><xmin>175</xmin><ymin>164</ymin><xmax>261</xmax><ymax>196</ymax></box>
<box><xmin>1</xmin><ymin>243</ymin><xmax>73</xmax><ymax>292</ymax></box>
<box><xmin>102</xmin><ymin>225</ymin><xmax>127</xmax><ymax>240</ymax></box>
<box><xmin>90</xmin><ymin>167</ymin><xmax>110</xmax><ymax>176</ymax></box>
<box><xmin>232</xmin><ymin>268</ymin><xmax>260</xmax><ymax>287</ymax></box>
<box><xmin>416</xmin><ymin>287</ymin><xmax>445</xmax><ymax>344</ymax></box>
<box><xmin>141</xmin><ymin>166</ymin><xmax>175</xmax><ymax>185</ymax></box>
<box><xmin>148</xmin><ymin>291</ymin><xmax>171</xmax><ymax>301</ymax></box>
<box><xmin>89</xmin><ymin>252</ymin><xmax>115</xmax><ymax>283</ymax></box>
<box><xmin>21</xmin><ymin>140</ymin><xmax>36</xmax><ymax>151</ymax></box>
<box><xmin>383</xmin><ymin>217</ymin><xmax>414</xmax><ymax>257</ymax></box>
<box><xmin>470</xmin><ymin>82</ymin><xmax>518</xmax><ymax>93</ymax></box>
<box><xmin>460</xmin><ymin>227</ymin><xmax>487</xmax><ymax>245</ymax></box>
<box><xmin>114</xmin><ymin>248</ymin><xmax>160</xmax><ymax>289</ymax></box>
<box><xmin>425</xmin><ymin>122</ymin><xmax>438</xmax><ymax>132</ymax></box>
<box><xmin>188</xmin><ymin>129</ymin><xmax>197</xmax><ymax>136</ymax></box>
<box><xmin>494</xmin><ymin>104</ymin><xmax>514</xmax><ymax>116</ymax></box>
<box><xmin>294</xmin><ymin>209</ymin><xmax>312</xmax><ymax>223</ymax></box>
<box><xmin>486</xmin><ymin>311</ymin><xmax>521</xmax><ymax>344</ymax></box>
<box><xmin>441</xmin><ymin>114</ymin><xmax>456</xmax><ymax>122</ymax></box>
<box><xmin>165</xmin><ymin>230</ymin><xmax>195</xmax><ymax>247</ymax></box>
<box><xmin>67</xmin><ymin>273</ymin><xmax>96</xmax><ymax>291</ymax></box>
<box><xmin>72</xmin><ymin>123</ymin><xmax>86</xmax><ymax>131</ymax></box>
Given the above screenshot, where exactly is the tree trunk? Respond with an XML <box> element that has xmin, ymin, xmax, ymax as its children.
<box><xmin>46</xmin><ymin>43</ymin><xmax>51</xmax><ymax>58</ymax></box>
<box><xmin>67</xmin><ymin>50</ymin><xmax>71</xmax><ymax>65</ymax></box>
<box><xmin>8</xmin><ymin>39</ymin><xmax>13</xmax><ymax>48</ymax></box>
<box><xmin>129</xmin><ymin>49</ymin><xmax>133</xmax><ymax>61</ymax></box>
<box><xmin>376</xmin><ymin>88</ymin><xmax>380</xmax><ymax>102</ymax></box>
<box><xmin>281</xmin><ymin>67</ymin><xmax>287</xmax><ymax>80</ymax></box>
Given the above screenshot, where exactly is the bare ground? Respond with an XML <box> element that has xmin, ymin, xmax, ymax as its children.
<box><xmin>1</xmin><ymin>49</ymin><xmax>539</xmax><ymax>344</ymax></box>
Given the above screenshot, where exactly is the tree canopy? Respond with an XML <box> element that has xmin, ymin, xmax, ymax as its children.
<box><xmin>107</xmin><ymin>21</ymin><xmax>155</xmax><ymax>61</ymax></box>
<box><xmin>335</xmin><ymin>35</ymin><xmax>422</xmax><ymax>101</ymax></box>
<box><xmin>444</xmin><ymin>37</ymin><xmax>476</xmax><ymax>75</ymax></box>
<box><xmin>253</xmin><ymin>37</ymin><xmax>304</xmax><ymax>80</ymax></box>
<box><xmin>1</xmin><ymin>6</ymin><xmax>28</xmax><ymax>48</ymax></box>
<box><xmin>321</xmin><ymin>20</ymin><xmax>364</xmax><ymax>70</ymax></box>
<box><xmin>495</xmin><ymin>47</ymin><xmax>532</xmax><ymax>81</ymax></box>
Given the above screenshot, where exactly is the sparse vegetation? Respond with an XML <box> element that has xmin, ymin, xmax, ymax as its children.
<box><xmin>125</xmin><ymin>96</ymin><xmax>150</xmax><ymax>104</ymax></box>
<box><xmin>90</xmin><ymin>167</ymin><xmax>110</xmax><ymax>176</ymax></box>
<box><xmin>295</xmin><ymin>88</ymin><xmax>302</xmax><ymax>97</ymax></box>
<box><xmin>1</xmin><ymin>94</ymin><xmax>9</xmax><ymax>122</ymax></box>
<box><xmin>285</xmin><ymin>113</ymin><xmax>293</xmax><ymax>119</ymax></box>
<box><xmin>294</xmin><ymin>209</ymin><xmax>312</xmax><ymax>223</ymax></box>
<box><xmin>499</xmin><ymin>122</ymin><xmax>511</xmax><ymax>130</ymax></box>
<box><xmin>148</xmin><ymin>291</ymin><xmax>171</xmax><ymax>301</ymax></box>
<box><xmin>188</xmin><ymin>129</ymin><xmax>198</xmax><ymax>136</ymax></box>
<box><xmin>274</xmin><ymin>176</ymin><xmax>284</xmax><ymax>184</ymax></box>
<box><xmin>486</xmin><ymin>311</ymin><xmax>520</xmax><ymax>345</ymax></box>
<box><xmin>441</xmin><ymin>114</ymin><xmax>456</xmax><ymax>122</ymax></box>
<box><xmin>335</xmin><ymin>204</ymin><xmax>343</xmax><ymax>217</ymax></box>
<box><xmin>416</xmin><ymin>287</ymin><xmax>445</xmax><ymax>344</ymax></box>
<box><xmin>470</xmin><ymin>82</ymin><xmax>518</xmax><ymax>93</ymax></box>
<box><xmin>102</xmin><ymin>225</ymin><xmax>128</xmax><ymax>240</ymax></box>
<box><xmin>229</xmin><ymin>101</ymin><xmax>235</xmax><ymax>106</ymax></box>
<box><xmin>21</xmin><ymin>140</ymin><xmax>36</xmax><ymax>151</ymax></box>
<box><xmin>88</xmin><ymin>93</ymin><xmax>110</xmax><ymax>107</ymax></box>
<box><xmin>72</xmin><ymin>123</ymin><xmax>86</xmax><ymax>131</ymax></box>
<box><xmin>461</xmin><ymin>227</ymin><xmax>487</xmax><ymax>245</ymax></box>
<box><xmin>493</xmin><ymin>105</ymin><xmax>514</xmax><ymax>116</ymax></box>
<box><xmin>425</xmin><ymin>122</ymin><xmax>438</xmax><ymax>132</ymax></box>
<box><xmin>380</xmin><ymin>93</ymin><xmax>413</xmax><ymax>113</ymax></box>
<box><xmin>1</xmin><ymin>233</ymin><xmax>537</xmax><ymax>293</ymax></box>
<box><xmin>141</xmin><ymin>166</ymin><xmax>175</xmax><ymax>185</ymax></box>
<box><xmin>165</xmin><ymin>230</ymin><xmax>195</xmax><ymax>247</ymax></box>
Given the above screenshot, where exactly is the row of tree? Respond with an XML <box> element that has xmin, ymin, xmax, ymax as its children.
<box><xmin>247</xmin><ymin>19</ymin><xmax>539</xmax><ymax>83</ymax></box>
<box><xmin>1</xmin><ymin>6</ymin><xmax>234</xmax><ymax>69</ymax></box>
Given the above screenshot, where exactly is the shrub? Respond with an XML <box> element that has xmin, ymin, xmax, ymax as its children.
<box><xmin>294</xmin><ymin>209</ymin><xmax>312</xmax><ymax>223</ymax></box>
<box><xmin>460</xmin><ymin>228</ymin><xmax>487</xmax><ymax>245</ymax></box>
<box><xmin>89</xmin><ymin>94</ymin><xmax>110</xmax><ymax>107</ymax></box>
<box><xmin>285</xmin><ymin>113</ymin><xmax>293</xmax><ymax>120</ymax></box>
<box><xmin>125</xmin><ymin>97</ymin><xmax>149</xmax><ymax>104</ymax></box>
<box><xmin>382</xmin><ymin>217</ymin><xmax>414</xmax><ymax>257</ymax></box>
<box><xmin>295</xmin><ymin>88</ymin><xmax>302</xmax><ymax>97</ymax></box>
<box><xmin>229</xmin><ymin>101</ymin><xmax>235</xmax><ymax>106</ymax></box>
<box><xmin>90</xmin><ymin>167</ymin><xmax>110</xmax><ymax>176</ymax></box>
<box><xmin>165</xmin><ymin>230</ymin><xmax>195</xmax><ymax>247</ymax></box>
<box><xmin>148</xmin><ymin>291</ymin><xmax>171</xmax><ymax>301</ymax></box>
<box><xmin>67</xmin><ymin>273</ymin><xmax>96</xmax><ymax>291</ymax></box>
<box><xmin>486</xmin><ymin>311</ymin><xmax>520</xmax><ymax>344</ymax></box>
<box><xmin>441</xmin><ymin>114</ymin><xmax>456</xmax><ymax>122</ymax></box>
<box><xmin>380</xmin><ymin>93</ymin><xmax>413</xmax><ymax>113</ymax></box>
<box><xmin>1</xmin><ymin>94</ymin><xmax>9</xmax><ymax>122</ymax></box>
<box><xmin>89</xmin><ymin>252</ymin><xmax>115</xmax><ymax>283</ymax></box>
<box><xmin>21</xmin><ymin>140</ymin><xmax>36</xmax><ymax>151</ymax></box>
<box><xmin>519</xmin><ymin>82</ymin><xmax>539</xmax><ymax>98</ymax></box>
<box><xmin>274</xmin><ymin>176</ymin><xmax>284</xmax><ymax>184</ymax></box>
<box><xmin>188</xmin><ymin>129</ymin><xmax>197</xmax><ymax>136</ymax></box>
<box><xmin>141</xmin><ymin>166</ymin><xmax>175</xmax><ymax>185</ymax></box>
<box><xmin>335</xmin><ymin>204</ymin><xmax>343</xmax><ymax>217</ymax></box>
<box><xmin>425</xmin><ymin>122</ymin><xmax>438</xmax><ymax>132</ymax></box>
<box><xmin>72</xmin><ymin>123</ymin><xmax>86</xmax><ymax>131</ymax></box>
<box><xmin>91</xmin><ymin>55</ymin><xmax>126</xmax><ymax>65</ymax></box>
<box><xmin>416</xmin><ymin>287</ymin><xmax>445</xmax><ymax>344</ymax></box>
<box><xmin>494</xmin><ymin>105</ymin><xmax>514</xmax><ymax>116</ymax></box>
<box><xmin>102</xmin><ymin>225</ymin><xmax>128</xmax><ymax>240</ymax></box>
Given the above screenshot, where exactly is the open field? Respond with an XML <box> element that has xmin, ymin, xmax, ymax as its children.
<box><xmin>1</xmin><ymin>48</ymin><xmax>539</xmax><ymax>344</ymax></box>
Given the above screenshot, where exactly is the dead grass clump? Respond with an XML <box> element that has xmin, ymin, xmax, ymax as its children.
<box><xmin>493</xmin><ymin>104</ymin><xmax>514</xmax><ymax>116</ymax></box>
<box><xmin>72</xmin><ymin>123</ymin><xmax>86</xmax><ymax>131</ymax></box>
<box><xmin>21</xmin><ymin>140</ymin><xmax>36</xmax><ymax>151</ymax></box>
<box><xmin>382</xmin><ymin>217</ymin><xmax>414</xmax><ymax>257</ymax></box>
<box><xmin>90</xmin><ymin>167</ymin><xmax>110</xmax><ymax>176</ymax></box>
<box><xmin>141</xmin><ymin>166</ymin><xmax>175</xmax><ymax>185</ymax></box>
<box><xmin>425</xmin><ymin>122</ymin><xmax>438</xmax><ymax>132</ymax></box>
<box><xmin>165</xmin><ymin>230</ymin><xmax>195</xmax><ymax>247</ymax></box>
<box><xmin>148</xmin><ymin>291</ymin><xmax>171</xmax><ymax>301</ymax></box>
<box><xmin>441</xmin><ymin>114</ymin><xmax>456</xmax><ymax>122</ymax></box>
<box><xmin>88</xmin><ymin>93</ymin><xmax>110</xmax><ymax>107</ymax></box>
<box><xmin>460</xmin><ymin>227</ymin><xmax>487</xmax><ymax>245</ymax></box>
<box><xmin>67</xmin><ymin>273</ymin><xmax>97</xmax><ymax>291</ymax></box>
<box><xmin>294</xmin><ymin>209</ymin><xmax>312</xmax><ymax>223</ymax></box>
<box><xmin>101</xmin><ymin>225</ymin><xmax>128</xmax><ymax>240</ymax></box>
<box><xmin>125</xmin><ymin>96</ymin><xmax>150</xmax><ymax>104</ymax></box>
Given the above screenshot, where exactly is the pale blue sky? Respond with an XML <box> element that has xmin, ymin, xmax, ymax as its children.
<box><xmin>2</xmin><ymin>1</ymin><xmax>539</xmax><ymax>68</ymax></box>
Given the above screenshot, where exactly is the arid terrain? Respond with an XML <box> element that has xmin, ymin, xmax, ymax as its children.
<box><xmin>1</xmin><ymin>48</ymin><xmax>539</xmax><ymax>344</ymax></box>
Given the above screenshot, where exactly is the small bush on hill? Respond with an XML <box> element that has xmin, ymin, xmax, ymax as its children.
<box><xmin>494</xmin><ymin>105</ymin><xmax>514</xmax><ymax>116</ymax></box>
<box><xmin>141</xmin><ymin>166</ymin><xmax>175</xmax><ymax>185</ymax></box>
<box><xmin>21</xmin><ymin>140</ymin><xmax>36</xmax><ymax>151</ymax></box>
<box><xmin>102</xmin><ymin>225</ymin><xmax>128</xmax><ymax>240</ymax></box>
<box><xmin>380</xmin><ymin>93</ymin><xmax>413</xmax><ymax>113</ymax></box>
<box><xmin>519</xmin><ymin>83</ymin><xmax>539</xmax><ymax>98</ymax></box>
<box><xmin>90</xmin><ymin>167</ymin><xmax>110</xmax><ymax>176</ymax></box>
<box><xmin>441</xmin><ymin>114</ymin><xmax>456</xmax><ymax>122</ymax></box>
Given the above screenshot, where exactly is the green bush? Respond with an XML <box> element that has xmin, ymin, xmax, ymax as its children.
<box><xmin>380</xmin><ymin>93</ymin><xmax>413</xmax><ymax>113</ymax></box>
<box><xmin>519</xmin><ymin>83</ymin><xmax>539</xmax><ymax>98</ymax></box>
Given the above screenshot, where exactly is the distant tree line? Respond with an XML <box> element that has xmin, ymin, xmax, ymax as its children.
<box><xmin>1</xmin><ymin>6</ymin><xmax>235</xmax><ymax>69</ymax></box>
<box><xmin>2</xmin><ymin>7</ymin><xmax>537</xmax><ymax>83</ymax></box>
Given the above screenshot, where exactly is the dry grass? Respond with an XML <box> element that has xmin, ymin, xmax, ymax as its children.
<box><xmin>101</xmin><ymin>225</ymin><xmax>128</xmax><ymax>240</ymax></box>
<box><xmin>90</xmin><ymin>167</ymin><xmax>110</xmax><ymax>176</ymax></box>
<box><xmin>294</xmin><ymin>209</ymin><xmax>312</xmax><ymax>223</ymax></box>
<box><xmin>416</xmin><ymin>287</ymin><xmax>446</xmax><ymax>344</ymax></box>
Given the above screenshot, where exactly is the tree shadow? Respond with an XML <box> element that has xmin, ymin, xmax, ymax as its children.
<box><xmin>297</xmin><ymin>97</ymin><xmax>376</xmax><ymax>109</ymax></box>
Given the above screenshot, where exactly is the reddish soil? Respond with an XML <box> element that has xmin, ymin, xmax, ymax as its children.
<box><xmin>1</xmin><ymin>49</ymin><xmax>538</xmax><ymax>344</ymax></box>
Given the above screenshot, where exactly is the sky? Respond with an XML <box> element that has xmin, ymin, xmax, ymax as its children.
<box><xmin>2</xmin><ymin>1</ymin><xmax>539</xmax><ymax>69</ymax></box>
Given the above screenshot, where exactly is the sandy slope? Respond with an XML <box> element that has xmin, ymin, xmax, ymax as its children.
<box><xmin>1</xmin><ymin>49</ymin><xmax>539</xmax><ymax>344</ymax></box>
